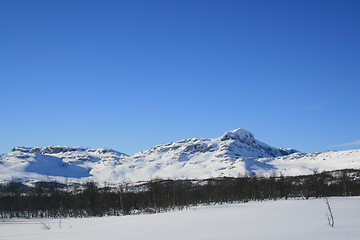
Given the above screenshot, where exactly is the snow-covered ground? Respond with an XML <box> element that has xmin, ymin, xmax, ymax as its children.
<box><xmin>1</xmin><ymin>129</ymin><xmax>359</xmax><ymax>183</ymax></box>
<box><xmin>1</xmin><ymin>197</ymin><xmax>360</xmax><ymax>240</ymax></box>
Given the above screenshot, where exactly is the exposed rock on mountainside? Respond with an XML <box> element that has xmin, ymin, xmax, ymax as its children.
<box><xmin>0</xmin><ymin>129</ymin><xmax>359</xmax><ymax>183</ymax></box>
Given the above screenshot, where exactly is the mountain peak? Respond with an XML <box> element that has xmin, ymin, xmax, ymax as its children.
<box><xmin>220</xmin><ymin>128</ymin><xmax>255</xmax><ymax>143</ymax></box>
<box><xmin>2</xmin><ymin>129</ymin><xmax>359</xmax><ymax>183</ymax></box>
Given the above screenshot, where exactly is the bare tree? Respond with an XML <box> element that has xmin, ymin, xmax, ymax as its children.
<box><xmin>324</xmin><ymin>197</ymin><xmax>334</xmax><ymax>228</ymax></box>
<box><xmin>39</xmin><ymin>221</ymin><xmax>51</xmax><ymax>230</ymax></box>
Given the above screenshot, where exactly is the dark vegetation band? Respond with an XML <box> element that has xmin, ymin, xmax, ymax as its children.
<box><xmin>1</xmin><ymin>169</ymin><xmax>359</xmax><ymax>218</ymax></box>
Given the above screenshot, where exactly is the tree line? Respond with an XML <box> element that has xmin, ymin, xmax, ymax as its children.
<box><xmin>0</xmin><ymin>169</ymin><xmax>359</xmax><ymax>218</ymax></box>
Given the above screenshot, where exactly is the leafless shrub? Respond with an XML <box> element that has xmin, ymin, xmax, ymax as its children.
<box><xmin>40</xmin><ymin>221</ymin><xmax>51</xmax><ymax>230</ymax></box>
<box><xmin>324</xmin><ymin>197</ymin><xmax>334</xmax><ymax>228</ymax></box>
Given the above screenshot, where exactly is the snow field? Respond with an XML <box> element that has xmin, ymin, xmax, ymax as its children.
<box><xmin>1</xmin><ymin>197</ymin><xmax>360</xmax><ymax>240</ymax></box>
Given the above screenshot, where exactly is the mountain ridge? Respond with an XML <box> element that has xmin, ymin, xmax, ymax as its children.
<box><xmin>1</xmin><ymin>128</ymin><xmax>359</xmax><ymax>183</ymax></box>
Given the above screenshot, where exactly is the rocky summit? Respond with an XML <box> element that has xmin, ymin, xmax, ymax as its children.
<box><xmin>1</xmin><ymin>129</ymin><xmax>359</xmax><ymax>183</ymax></box>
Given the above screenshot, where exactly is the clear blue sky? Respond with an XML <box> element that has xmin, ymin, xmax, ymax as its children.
<box><xmin>1</xmin><ymin>0</ymin><xmax>359</xmax><ymax>154</ymax></box>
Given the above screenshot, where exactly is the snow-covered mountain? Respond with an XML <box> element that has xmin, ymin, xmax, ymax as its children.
<box><xmin>0</xmin><ymin>146</ymin><xmax>128</xmax><ymax>183</ymax></box>
<box><xmin>1</xmin><ymin>129</ymin><xmax>359</xmax><ymax>183</ymax></box>
<box><xmin>118</xmin><ymin>128</ymin><xmax>298</xmax><ymax>181</ymax></box>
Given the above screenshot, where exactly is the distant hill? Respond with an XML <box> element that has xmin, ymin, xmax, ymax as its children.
<box><xmin>1</xmin><ymin>129</ymin><xmax>359</xmax><ymax>183</ymax></box>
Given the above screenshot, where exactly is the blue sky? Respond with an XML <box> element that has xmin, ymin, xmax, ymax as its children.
<box><xmin>1</xmin><ymin>0</ymin><xmax>359</xmax><ymax>154</ymax></box>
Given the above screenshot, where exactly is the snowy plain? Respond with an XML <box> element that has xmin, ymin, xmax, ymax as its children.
<box><xmin>1</xmin><ymin>197</ymin><xmax>360</xmax><ymax>240</ymax></box>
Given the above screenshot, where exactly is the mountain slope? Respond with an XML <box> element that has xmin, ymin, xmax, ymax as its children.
<box><xmin>0</xmin><ymin>129</ymin><xmax>359</xmax><ymax>183</ymax></box>
<box><xmin>114</xmin><ymin>128</ymin><xmax>297</xmax><ymax>181</ymax></box>
<box><xmin>0</xmin><ymin>146</ymin><xmax>128</xmax><ymax>182</ymax></box>
<box><xmin>264</xmin><ymin>149</ymin><xmax>360</xmax><ymax>176</ymax></box>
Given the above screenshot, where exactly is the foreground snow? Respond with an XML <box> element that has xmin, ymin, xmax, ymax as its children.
<box><xmin>1</xmin><ymin>197</ymin><xmax>360</xmax><ymax>240</ymax></box>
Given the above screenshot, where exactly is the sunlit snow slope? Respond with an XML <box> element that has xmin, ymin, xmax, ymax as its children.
<box><xmin>0</xmin><ymin>129</ymin><xmax>359</xmax><ymax>183</ymax></box>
